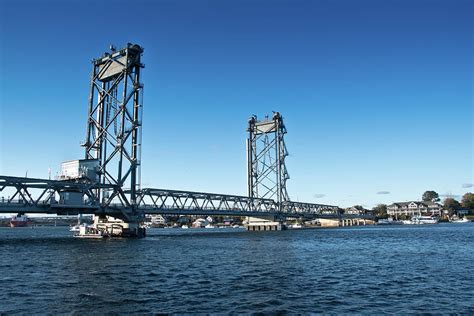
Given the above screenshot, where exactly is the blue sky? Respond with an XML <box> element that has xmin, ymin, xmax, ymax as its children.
<box><xmin>0</xmin><ymin>0</ymin><xmax>472</xmax><ymax>208</ymax></box>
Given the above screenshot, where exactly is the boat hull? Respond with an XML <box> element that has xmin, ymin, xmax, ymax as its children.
<box><xmin>73</xmin><ymin>234</ymin><xmax>105</xmax><ymax>239</ymax></box>
<box><xmin>10</xmin><ymin>219</ymin><xmax>31</xmax><ymax>228</ymax></box>
<box><xmin>450</xmin><ymin>218</ymin><xmax>470</xmax><ymax>223</ymax></box>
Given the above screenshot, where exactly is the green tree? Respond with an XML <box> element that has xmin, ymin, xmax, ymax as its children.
<box><xmin>443</xmin><ymin>198</ymin><xmax>461</xmax><ymax>213</ymax></box>
<box><xmin>422</xmin><ymin>190</ymin><xmax>440</xmax><ymax>202</ymax></box>
<box><xmin>461</xmin><ymin>192</ymin><xmax>474</xmax><ymax>210</ymax></box>
<box><xmin>372</xmin><ymin>204</ymin><xmax>388</xmax><ymax>219</ymax></box>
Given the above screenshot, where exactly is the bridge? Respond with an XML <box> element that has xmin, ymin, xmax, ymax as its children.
<box><xmin>0</xmin><ymin>43</ymin><xmax>369</xmax><ymax>236</ymax></box>
<box><xmin>0</xmin><ymin>176</ymin><xmax>345</xmax><ymax>219</ymax></box>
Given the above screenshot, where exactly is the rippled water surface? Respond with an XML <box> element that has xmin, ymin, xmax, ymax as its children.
<box><xmin>1</xmin><ymin>224</ymin><xmax>473</xmax><ymax>314</ymax></box>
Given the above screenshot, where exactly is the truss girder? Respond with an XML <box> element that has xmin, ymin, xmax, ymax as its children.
<box><xmin>0</xmin><ymin>176</ymin><xmax>113</xmax><ymax>213</ymax></box>
<box><xmin>133</xmin><ymin>188</ymin><xmax>338</xmax><ymax>216</ymax></box>
<box><xmin>0</xmin><ymin>176</ymin><xmax>339</xmax><ymax>218</ymax></box>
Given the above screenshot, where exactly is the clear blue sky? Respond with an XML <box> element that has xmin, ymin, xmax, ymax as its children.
<box><xmin>0</xmin><ymin>0</ymin><xmax>472</xmax><ymax>208</ymax></box>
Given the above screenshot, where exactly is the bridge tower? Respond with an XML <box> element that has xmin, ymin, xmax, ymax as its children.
<box><xmin>247</xmin><ymin>112</ymin><xmax>290</xmax><ymax>208</ymax></box>
<box><xmin>246</xmin><ymin>112</ymin><xmax>290</xmax><ymax>230</ymax></box>
<box><xmin>82</xmin><ymin>43</ymin><xmax>145</xmax><ymax>235</ymax></box>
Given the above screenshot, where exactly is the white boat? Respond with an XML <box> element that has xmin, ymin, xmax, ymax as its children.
<box><xmin>411</xmin><ymin>215</ymin><xmax>438</xmax><ymax>224</ymax></box>
<box><xmin>10</xmin><ymin>214</ymin><xmax>32</xmax><ymax>228</ymax></box>
<box><xmin>450</xmin><ymin>217</ymin><xmax>469</xmax><ymax>223</ymax></box>
<box><xmin>205</xmin><ymin>224</ymin><xmax>215</xmax><ymax>229</ymax></box>
<box><xmin>377</xmin><ymin>218</ymin><xmax>403</xmax><ymax>225</ymax></box>
<box><xmin>401</xmin><ymin>220</ymin><xmax>414</xmax><ymax>225</ymax></box>
<box><xmin>74</xmin><ymin>233</ymin><xmax>105</xmax><ymax>239</ymax></box>
<box><xmin>291</xmin><ymin>223</ymin><xmax>303</xmax><ymax>229</ymax></box>
<box><xmin>181</xmin><ymin>225</ymin><xmax>189</xmax><ymax>229</ymax></box>
<box><xmin>73</xmin><ymin>225</ymin><xmax>108</xmax><ymax>239</ymax></box>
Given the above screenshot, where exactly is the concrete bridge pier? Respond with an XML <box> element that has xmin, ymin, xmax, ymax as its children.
<box><xmin>245</xmin><ymin>216</ymin><xmax>284</xmax><ymax>231</ymax></box>
<box><xmin>341</xmin><ymin>218</ymin><xmax>367</xmax><ymax>226</ymax></box>
<box><xmin>342</xmin><ymin>219</ymin><xmax>353</xmax><ymax>226</ymax></box>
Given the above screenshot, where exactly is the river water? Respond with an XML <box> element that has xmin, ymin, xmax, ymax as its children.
<box><xmin>0</xmin><ymin>223</ymin><xmax>473</xmax><ymax>314</ymax></box>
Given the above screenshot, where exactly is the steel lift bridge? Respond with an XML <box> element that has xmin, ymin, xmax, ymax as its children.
<box><xmin>0</xmin><ymin>43</ymin><xmax>355</xmax><ymax>236</ymax></box>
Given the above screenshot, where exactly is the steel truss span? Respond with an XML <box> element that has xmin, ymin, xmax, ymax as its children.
<box><xmin>0</xmin><ymin>176</ymin><xmax>111</xmax><ymax>214</ymax></box>
<box><xmin>0</xmin><ymin>176</ymin><xmax>339</xmax><ymax>218</ymax></box>
<box><xmin>135</xmin><ymin>188</ymin><xmax>338</xmax><ymax>216</ymax></box>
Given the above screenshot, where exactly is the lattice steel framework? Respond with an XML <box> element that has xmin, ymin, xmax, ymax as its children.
<box><xmin>82</xmin><ymin>43</ymin><xmax>144</xmax><ymax>212</ymax></box>
<box><xmin>0</xmin><ymin>176</ymin><xmax>341</xmax><ymax>218</ymax></box>
<box><xmin>247</xmin><ymin>112</ymin><xmax>290</xmax><ymax>207</ymax></box>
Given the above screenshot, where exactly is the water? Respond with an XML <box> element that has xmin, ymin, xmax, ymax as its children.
<box><xmin>1</xmin><ymin>224</ymin><xmax>473</xmax><ymax>314</ymax></box>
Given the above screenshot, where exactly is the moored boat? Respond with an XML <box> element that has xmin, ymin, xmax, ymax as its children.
<box><xmin>411</xmin><ymin>215</ymin><xmax>438</xmax><ymax>224</ymax></box>
<box><xmin>10</xmin><ymin>214</ymin><xmax>32</xmax><ymax>228</ymax></box>
<box><xmin>73</xmin><ymin>225</ymin><xmax>109</xmax><ymax>239</ymax></box>
<box><xmin>450</xmin><ymin>217</ymin><xmax>470</xmax><ymax>223</ymax></box>
<box><xmin>377</xmin><ymin>218</ymin><xmax>403</xmax><ymax>225</ymax></box>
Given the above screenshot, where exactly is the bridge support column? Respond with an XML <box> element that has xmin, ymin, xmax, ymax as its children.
<box><xmin>245</xmin><ymin>216</ymin><xmax>284</xmax><ymax>231</ymax></box>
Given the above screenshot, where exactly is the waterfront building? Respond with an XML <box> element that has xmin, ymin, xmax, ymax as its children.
<box><xmin>192</xmin><ymin>218</ymin><xmax>208</xmax><ymax>228</ymax></box>
<box><xmin>387</xmin><ymin>201</ymin><xmax>442</xmax><ymax>217</ymax></box>
<box><xmin>145</xmin><ymin>214</ymin><xmax>167</xmax><ymax>226</ymax></box>
<box><xmin>344</xmin><ymin>206</ymin><xmax>371</xmax><ymax>215</ymax></box>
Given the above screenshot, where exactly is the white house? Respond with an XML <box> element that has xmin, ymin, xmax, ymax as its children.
<box><xmin>345</xmin><ymin>206</ymin><xmax>370</xmax><ymax>215</ymax></box>
<box><xmin>387</xmin><ymin>201</ymin><xmax>442</xmax><ymax>216</ymax></box>
<box><xmin>145</xmin><ymin>214</ymin><xmax>167</xmax><ymax>226</ymax></box>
